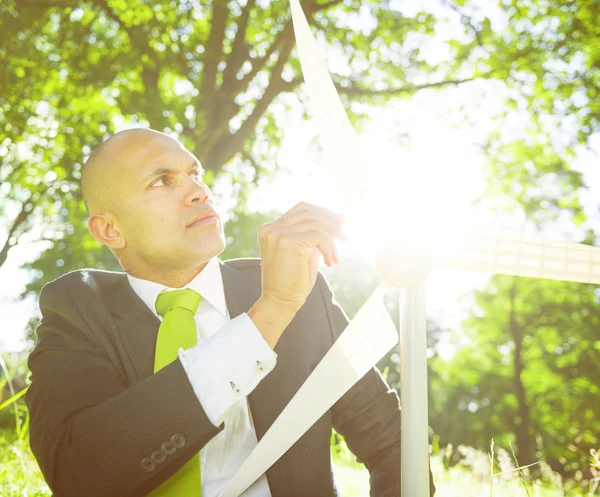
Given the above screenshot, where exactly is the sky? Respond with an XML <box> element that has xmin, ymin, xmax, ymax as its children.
<box><xmin>1</xmin><ymin>1</ymin><xmax>599</xmax><ymax>354</ymax></box>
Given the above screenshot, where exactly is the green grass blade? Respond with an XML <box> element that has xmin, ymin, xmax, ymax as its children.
<box><xmin>0</xmin><ymin>386</ymin><xmax>29</xmax><ymax>411</ymax></box>
<box><xmin>493</xmin><ymin>461</ymin><xmax>540</xmax><ymax>477</ymax></box>
<box><xmin>509</xmin><ymin>441</ymin><xmax>532</xmax><ymax>497</ymax></box>
<box><xmin>0</xmin><ymin>354</ymin><xmax>22</xmax><ymax>433</ymax></box>
<box><xmin>18</xmin><ymin>412</ymin><xmax>30</xmax><ymax>441</ymax></box>
<box><xmin>489</xmin><ymin>438</ymin><xmax>495</xmax><ymax>497</ymax></box>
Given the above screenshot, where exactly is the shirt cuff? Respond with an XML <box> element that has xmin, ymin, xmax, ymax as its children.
<box><xmin>178</xmin><ymin>313</ymin><xmax>277</xmax><ymax>427</ymax></box>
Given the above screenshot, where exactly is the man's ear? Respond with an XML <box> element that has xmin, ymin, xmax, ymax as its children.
<box><xmin>88</xmin><ymin>214</ymin><xmax>126</xmax><ymax>249</ymax></box>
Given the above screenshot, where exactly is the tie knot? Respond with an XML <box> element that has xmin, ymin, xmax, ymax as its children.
<box><xmin>155</xmin><ymin>288</ymin><xmax>202</xmax><ymax>318</ymax></box>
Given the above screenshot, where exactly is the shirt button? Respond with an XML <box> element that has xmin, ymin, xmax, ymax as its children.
<box><xmin>171</xmin><ymin>434</ymin><xmax>186</xmax><ymax>449</ymax></box>
<box><xmin>256</xmin><ymin>360</ymin><xmax>265</xmax><ymax>373</ymax></box>
<box><xmin>141</xmin><ymin>457</ymin><xmax>155</xmax><ymax>472</ymax></box>
<box><xmin>151</xmin><ymin>450</ymin><xmax>166</xmax><ymax>464</ymax></box>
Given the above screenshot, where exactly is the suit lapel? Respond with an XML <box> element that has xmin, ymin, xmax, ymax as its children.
<box><xmin>107</xmin><ymin>273</ymin><xmax>158</xmax><ymax>322</ymax></box>
<box><xmin>218</xmin><ymin>259</ymin><xmax>262</xmax><ymax>320</ymax></box>
<box><xmin>107</xmin><ymin>274</ymin><xmax>160</xmax><ymax>382</ymax></box>
<box><xmin>218</xmin><ymin>260</ymin><xmax>291</xmax><ymax>491</ymax></box>
<box><xmin>218</xmin><ymin>262</ymin><xmax>295</xmax><ymax>437</ymax></box>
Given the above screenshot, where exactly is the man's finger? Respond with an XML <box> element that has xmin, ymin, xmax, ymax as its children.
<box><xmin>279</xmin><ymin>202</ymin><xmax>345</xmax><ymax>226</ymax></box>
<box><xmin>277</xmin><ymin>211</ymin><xmax>347</xmax><ymax>239</ymax></box>
<box><xmin>284</xmin><ymin>231</ymin><xmax>336</xmax><ymax>265</ymax></box>
<box><xmin>277</xmin><ymin>219</ymin><xmax>346</xmax><ymax>241</ymax></box>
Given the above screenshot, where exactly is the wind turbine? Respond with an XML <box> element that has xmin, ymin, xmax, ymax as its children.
<box><xmin>288</xmin><ymin>0</ymin><xmax>600</xmax><ymax>495</ymax></box>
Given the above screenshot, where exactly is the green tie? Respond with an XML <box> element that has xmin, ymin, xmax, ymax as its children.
<box><xmin>150</xmin><ymin>288</ymin><xmax>203</xmax><ymax>497</ymax></box>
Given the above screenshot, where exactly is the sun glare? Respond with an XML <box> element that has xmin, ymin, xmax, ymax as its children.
<box><xmin>252</xmin><ymin>98</ymin><xmax>493</xmax><ymax>318</ymax></box>
<box><xmin>336</xmin><ymin>108</ymin><xmax>482</xmax><ymax>267</ymax></box>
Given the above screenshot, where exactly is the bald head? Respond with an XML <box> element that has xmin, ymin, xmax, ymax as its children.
<box><xmin>81</xmin><ymin>127</ymin><xmax>221</xmax><ymax>285</ymax></box>
<box><xmin>81</xmin><ymin>128</ymin><xmax>174</xmax><ymax>216</ymax></box>
<box><xmin>81</xmin><ymin>127</ymin><xmax>221</xmax><ymax>284</ymax></box>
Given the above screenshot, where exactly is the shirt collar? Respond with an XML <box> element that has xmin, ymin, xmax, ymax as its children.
<box><xmin>126</xmin><ymin>257</ymin><xmax>228</xmax><ymax>319</ymax></box>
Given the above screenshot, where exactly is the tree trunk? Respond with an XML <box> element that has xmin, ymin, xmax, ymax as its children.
<box><xmin>0</xmin><ymin>196</ymin><xmax>35</xmax><ymax>269</ymax></box>
<box><xmin>508</xmin><ymin>280</ymin><xmax>536</xmax><ymax>466</ymax></box>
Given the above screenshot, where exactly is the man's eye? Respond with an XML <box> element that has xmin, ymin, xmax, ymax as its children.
<box><xmin>151</xmin><ymin>176</ymin><xmax>169</xmax><ymax>187</ymax></box>
<box><xmin>151</xmin><ymin>170</ymin><xmax>200</xmax><ymax>188</ymax></box>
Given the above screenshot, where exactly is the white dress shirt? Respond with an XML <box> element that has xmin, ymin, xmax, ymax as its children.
<box><xmin>127</xmin><ymin>257</ymin><xmax>276</xmax><ymax>497</ymax></box>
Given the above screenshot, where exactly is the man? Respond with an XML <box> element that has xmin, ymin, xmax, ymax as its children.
<box><xmin>25</xmin><ymin>128</ymin><xmax>436</xmax><ymax>496</ymax></box>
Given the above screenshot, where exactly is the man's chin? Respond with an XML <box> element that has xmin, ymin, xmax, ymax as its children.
<box><xmin>191</xmin><ymin>235</ymin><xmax>226</xmax><ymax>260</ymax></box>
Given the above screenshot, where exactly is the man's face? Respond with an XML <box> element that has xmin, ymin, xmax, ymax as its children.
<box><xmin>98</xmin><ymin>131</ymin><xmax>225</xmax><ymax>275</ymax></box>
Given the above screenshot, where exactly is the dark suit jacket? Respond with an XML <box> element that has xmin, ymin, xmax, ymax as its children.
<box><xmin>25</xmin><ymin>258</ymin><xmax>435</xmax><ymax>497</ymax></box>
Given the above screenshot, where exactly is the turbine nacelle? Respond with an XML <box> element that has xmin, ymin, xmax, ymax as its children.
<box><xmin>376</xmin><ymin>228</ymin><xmax>433</xmax><ymax>288</ymax></box>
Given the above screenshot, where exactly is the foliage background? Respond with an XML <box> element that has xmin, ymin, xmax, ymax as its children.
<box><xmin>1</xmin><ymin>0</ymin><xmax>599</xmax><ymax>495</ymax></box>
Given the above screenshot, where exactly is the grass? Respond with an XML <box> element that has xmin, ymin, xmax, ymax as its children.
<box><xmin>0</xmin><ymin>378</ymin><xmax>597</xmax><ymax>497</ymax></box>
<box><xmin>0</xmin><ymin>429</ymin><xmax>52</xmax><ymax>497</ymax></box>
<box><xmin>0</xmin><ymin>425</ymin><xmax>597</xmax><ymax>497</ymax></box>
<box><xmin>333</xmin><ymin>447</ymin><xmax>592</xmax><ymax>497</ymax></box>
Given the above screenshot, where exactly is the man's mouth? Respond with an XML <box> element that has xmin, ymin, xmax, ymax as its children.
<box><xmin>187</xmin><ymin>215</ymin><xmax>218</xmax><ymax>228</ymax></box>
<box><xmin>186</xmin><ymin>208</ymin><xmax>220</xmax><ymax>228</ymax></box>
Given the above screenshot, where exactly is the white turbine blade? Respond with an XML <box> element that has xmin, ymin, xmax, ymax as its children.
<box><xmin>433</xmin><ymin>226</ymin><xmax>600</xmax><ymax>284</ymax></box>
<box><xmin>218</xmin><ymin>283</ymin><xmax>398</xmax><ymax>497</ymax></box>
<box><xmin>289</xmin><ymin>0</ymin><xmax>370</xmax><ymax>218</ymax></box>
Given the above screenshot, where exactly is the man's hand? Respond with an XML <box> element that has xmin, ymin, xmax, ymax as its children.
<box><xmin>258</xmin><ymin>202</ymin><xmax>346</xmax><ymax>311</ymax></box>
<box><xmin>248</xmin><ymin>202</ymin><xmax>347</xmax><ymax>348</ymax></box>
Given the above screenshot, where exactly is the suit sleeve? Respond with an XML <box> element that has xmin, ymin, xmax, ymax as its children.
<box><xmin>25</xmin><ymin>281</ymin><xmax>224</xmax><ymax>497</ymax></box>
<box><xmin>317</xmin><ymin>274</ymin><xmax>436</xmax><ymax>497</ymax></box>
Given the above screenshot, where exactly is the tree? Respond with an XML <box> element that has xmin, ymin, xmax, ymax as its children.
<box><xmin>1</xmin><ymin>0</ymin><xmax>465</xmax><ymax>281</ymax></box>
<box><xmin>428</xmin><ymin>273</ymin><xmax>600</xmax><ymax>481</ymax></box>
<box><xmin>5</xmin><ymin>0</ymin><xmax>596</xmax><ymax>290</ymax></box>
<box><xmin>444</xmin><ymin>0</ymin><xmax>599</xmax><ymax>225</ymax></box>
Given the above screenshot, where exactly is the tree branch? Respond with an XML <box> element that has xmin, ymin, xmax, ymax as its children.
<box><xmin>93</xmin><ymin>0</ymin><xmax>152</xmax><ymax>56</ymax></box>
<box><xmin>240</xmin><ymin>149</ymin><xmax>263</xmax><ymax>181</ymax></box>
<box><xmin>230</xmin><ymin>21</ymin><xmax>295</xmax><ymax>96</ymax></box>
<box><xmin>280</xmin><ymin>76</ymin><xmax>304</xmax><ymax>92</ymax></box>
<box><xmin>440</xmin><ymin>0</ymin><xmax>484</xmax><ymax>47</ymax></box>
<box><xmin>93</xmin><ymin>0</ymin><xmax>173</xmax><ymax>129</ymax></box>
<box><xmin>222</xmin><ymin>0</ymin><xmax>256</xmax><ymax>93</ymax></box>
<box><xmin>224</xmin><ymin>0</ymin><xmax>332</xmax><ymax>103</ymax></box>
<box><xmin>199</xmin><ymin>0</ymin><xmax>331</xmax><ymax>171</ymax></box>
<box><xmin>0</xmin><ymin>158</ymin><xmax>27</xmax><ymax>187</ymax></box>
<box><xmin>140</xmin><ymin>67</ymin><xmax>169</xmax><ymax>129</ymax></box>
<box><xmin>0</xmin><ymin>196</ymin><xmax>35</xmax><ymax>268</ymax></box>
<box><xmin>206</xmin><ymin>37</ymin><xmax>296</xmax><ymax>170</ymax></box>
<box><xmin>200</xmin><ymin>12</ymin><xmax>296</xmax><ymax>157</ymax></box>
<box><xmin>17</xmin><ymin>0</ymin><xmax>74</xmax><ymax>8</ymax></box>
<box><xmin>333</xmin><ymin>77</ymin><xmax>478</xmax><ymax>96</ymax></box>
<box><xmin>232</xmin><ymin>39</ymin><xmax>294</xmax><ymax>146</ymax></box>
<box><xmin>200</xmin><ymin>0</ymin><xmax>229</xmax><ymax>122</ymax></box>
<box><xmin>313</xmin><ymin>0</ymin><xmax>344</xmax><ymax>12</ymax></box>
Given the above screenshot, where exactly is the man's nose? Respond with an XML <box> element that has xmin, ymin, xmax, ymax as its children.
<box><xmin>184</xmin><ymin>177</ymin><xmax>211</xmax><ymax>205</ymax></box>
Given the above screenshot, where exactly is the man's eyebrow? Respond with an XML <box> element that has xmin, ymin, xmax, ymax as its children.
<box><xmin>142</xmin><ymin>161</ymin><xmax>204</xmax><ymax>184</ymax></box>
